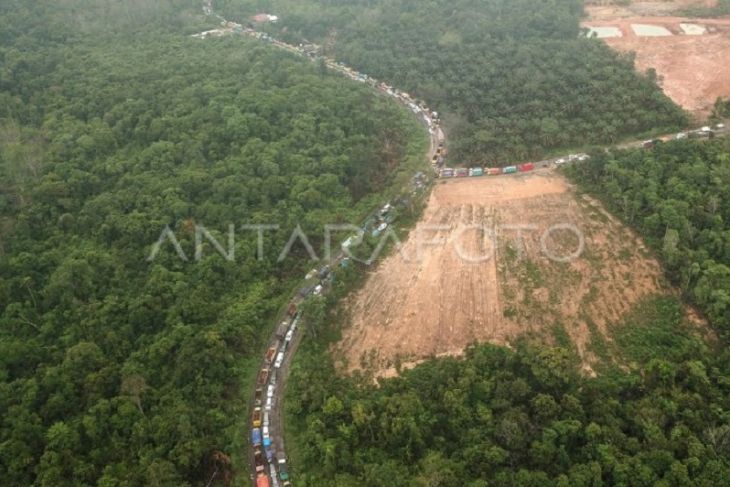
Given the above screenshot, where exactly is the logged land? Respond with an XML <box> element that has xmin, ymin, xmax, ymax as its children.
<box><xmin>583</xmin><ymin>1</ymin><xmax>730</xmax><ymax>115</ymax></box>
<box><xmin>335</xmin><ymin>172</ymin><xmax>686</xmax><ymax>376</ymax></box>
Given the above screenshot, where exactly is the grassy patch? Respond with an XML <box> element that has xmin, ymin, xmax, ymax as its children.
<box><xmin>611</xmin><ymin>295</ymin><xmax>706</xmax><ymax>365</ymax></box>
<box><xmin>583</xmin><ymin>315</ymin><xmax>610</xmax><ymax>363</ymax></box>
<box><xmin>551</xmin><ymin>321</ymin><xmax>573</xmax><ymax>350</ymax></box>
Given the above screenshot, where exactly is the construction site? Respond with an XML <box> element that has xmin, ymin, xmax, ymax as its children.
<box><xmin>582</xmin><ymin>0</ymin><xmax>730</xmax><ymax>115</ymax></box>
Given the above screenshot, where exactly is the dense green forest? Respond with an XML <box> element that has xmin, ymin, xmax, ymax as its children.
<box><xmin>567</xmin><ymin>138</ymin><xmax>730</xmax><ymax>335</ymax></box>
<box><xmin>0</xmin><ymin>1</ymin><xmax>425</xmax><ymax>484</ymax></box>
<box><xmin>283</xmin><ymin>137</ymin><xmax>730</xmax><ymax>486</ymax></box>
<box><xmin>217</xmin><ymin>0</ymin><xmax>687</xmax><ymax>165</ymax></box>
<box><xmin>287</xmin><ymin>335</ymin><xmax>730</xmax><ymax>486</ymax></box>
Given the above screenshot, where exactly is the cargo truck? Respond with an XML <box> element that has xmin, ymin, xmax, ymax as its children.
<box><xmin>251</xmin><ymin>428</ymin><xmax>262</xmax><ymax>447</ymax></box>
<box><xmin>276</xmin><ymin>322</ymin><xmax>289</xmax><ymax>339</ymax></box>
<box><xmin>257</xmin><ymin>369</ymin><xmax>269</xmax><ymax>386</ymax></box>
<box><xmin>502</xmin><ymin>166</ymin><xmax>517</xmax><ymax>174</ymax></box>
<box><xmin>269</xmin><ymin>464</ymin><xmax>280</xmax><ymax>487</ymax></box>
<box><xmin>455</xmin><ymin>168</ymin><xmax>468</xmax><ymax>177</ymax></box>
<box><xmin>256</xmin><ymin>473</ymin><xmax>270</xmax><ymax>487</ymax></box>
<box><xmin>469</xmin><ymin>167</ymin><xmax>484</xmax><ymax>177</ymax></box>
<box><xmin>518</xmin><ymin>163</ymin><xmax>534</xmax><ymax>172</ymax></box>
<box><xmin>265</xmin><ymin>345</ymin><xmax>277</xmax><ymax>364</ymax></box>
<box><xmin>254</xmin><ymin>388</ymin><xmax>263</xmax><ymax>406</ymax></box>
<box><xmin>254</xmin><ymin>448</ymin><xmax>265</xmax><ymax>473</ymax></box>
<box><xmin>487</xmin><ymin>167</ymin><xmax>501</xmax><ymax>175</ymax></box>
<box><xmin>252</xmin><ymin>407</ymin><xmax>262</xmax><ymax>428</ymax></box>
<box><xmin>277</xmin><ymin>453</ymin><xmax>290</xmax><ymax>482</ymax></box>
<box><xmin>274</xmin><ymin>351</ymin><xmax>285</xmax><ymax>369</ymax></box>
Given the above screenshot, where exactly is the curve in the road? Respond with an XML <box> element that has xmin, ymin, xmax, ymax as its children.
<box><xmin>194</xmin><ymin>4</ymin><xmax>728</xmax><ymax>486</ymax></box>
<box><xmin>195</xmin><ymin>4</ymin><xmax>444</xmax><ymax>487</ymax></box>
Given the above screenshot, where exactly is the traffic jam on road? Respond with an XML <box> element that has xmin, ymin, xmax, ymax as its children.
<box><xmin>233</xmin><ymin>27</ymin><xmax>443</xmax><ymax>487</ymax></box>
<box><xmin>197</xmin><ymin>3</ymin><xmax>728</xmax><ymax>486</ymax></box>
<box><xmin>250</xmin><ymin>302</ymin><xmax>300</xmax><ymax>487</ymax></box>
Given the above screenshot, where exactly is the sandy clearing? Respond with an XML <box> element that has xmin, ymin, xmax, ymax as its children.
<box><xmin>582</xmin><ymin>2</ymin><xmax>730</xmax><ymax>115</ymax></box>
<box><xmin>333</xmin><ymin>172</ymin><xmax>674</xmax><ymax>376</ymax></box>
<box><xmin>600</xmin><ymin>27</ymin><xmax>730</xmax><ymax>114</ymax></box>
<box><xmin>585</xmin><ymin>1</ymin><xmax>719</xmax><ymax>21</ymax></box>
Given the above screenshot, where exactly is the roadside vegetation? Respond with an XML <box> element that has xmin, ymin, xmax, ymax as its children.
<box><xmin>567</xmin><ymin>137</ymin><xmax>730</xmax><ymax>335</ymax></box>
<box><xmin>287</xmin><ymin>333</ymin><xmax>730</xmax><ymax>485</ymax></box>
<box><xmin>217</xmin><ymin>0</ymin><xmax>687</xmax><ymax>165</ymax></box>
<box><xmin>0</xmin><ymin>1</ymin><xmax>426</xmax><ymax>484</ymax></box>
<box><xmin>286</xmin><ymin>138</ymin><xmax>730</xmax><ymax>483</ymax></box>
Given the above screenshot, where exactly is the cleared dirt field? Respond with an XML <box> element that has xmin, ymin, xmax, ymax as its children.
<box><xmin>585</xmin><ymin>1</ymin><xmax>718</xmax><ymax>20</ymax></box>
<box><xmin>583</xmin><ymin>1</ymin><xmax>730</xmax><ymax>116</ymax></box>
<box><xmin>334</xmin><ymin>172</ymin><xmax>672</xmax><ymax>376</ymax></box>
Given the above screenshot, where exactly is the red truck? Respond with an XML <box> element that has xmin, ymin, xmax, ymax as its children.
<box><xmin>518</xmin><ymin>162</ymin><xmax>535</xmax><ymax>172</ymax></box>
<box><xmin>264</xmin><ymin>345</ymin><xmax>277</xmax><ymax>364</ymax></box>
<box><xmin>257</xmin><ymin>368</ymin><xmax>269</xmax><ymax>386</ymax></box>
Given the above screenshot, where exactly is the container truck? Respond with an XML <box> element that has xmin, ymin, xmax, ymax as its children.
<box><xmin>518</xmin><ymin>163</ymin><xmax>534</xmax><ymax>172</ymax></box>
<box><xmin>469</xmin><ymin>167</ymin><xmax>484</xmax><ymax>177</ymax></box>
<box><xmin>265</xmin><ymin>345</ymin><xmax>277</xmax><ymax>364</ymax></box>
<box><xmin>254</xmin><ymin>448</ymin><xmax>265</xmax><ymax>473</ymax></box>
<box><xmin>487</xmin><ymin>167</ymin><xmax>501</xmax><ymax>176</ymax></box>
<box><xmin>277</xmin><ymin>453</ymin><xmax>290</xmax><ymax>482</ymax></box>
<box><xmin>269</xmin><ymin>464</ymin><xmax>280</xmax><ymax>487</ymax></box>
<box><xmin>254</xmin><ymin>388</ymin><xmax>263</xmax><ymax>406</ymax></box>
<box><xmin>276</xmin><ymin>322</ymin><xmax>289</xmax><ymax>339</ymax></box>
<box><xmin>455</xmin><ymin>168</ymin><xmax>468</xmax><ymax>177</ymax></box>
<box><xmin>274</xmin><ymin>351</ymin><xmax>285</xmax><ymax>369</ymax></box>
<box><xmin>251</xmin><ymin>428</ymin><xmax>262</xmax><ymax>447</ymax></box>
<box><xmin>502</xmin><ymin>166</ymin><xmax>517</xmax><ymax>174</ymax></box>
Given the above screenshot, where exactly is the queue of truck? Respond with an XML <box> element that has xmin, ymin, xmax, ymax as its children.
<box><xmin>197</xmin><ymin>4</ymin><xmax>454</xmax><ymax>487</ymax></box>
<box><xmin>200</xmin><ymin>2</ymin><xmax>727</xmax><ymax>486</ymax></box>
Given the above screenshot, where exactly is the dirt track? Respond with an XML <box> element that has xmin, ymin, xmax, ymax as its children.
<box><xmin>335</xmin><ymin>172</ymin><xmax>673</xmax><ymax>376</ymax></box>
<box><xmin>583</xmin><ymin>1</ymin><xmax>730</xmax><ymax>115</ymax></box>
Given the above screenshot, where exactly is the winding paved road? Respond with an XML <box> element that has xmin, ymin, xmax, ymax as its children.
<box><xmin>194</xmin><ymin>4</ymin><xmax>728</xmax><ymax>486</ymax></box>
